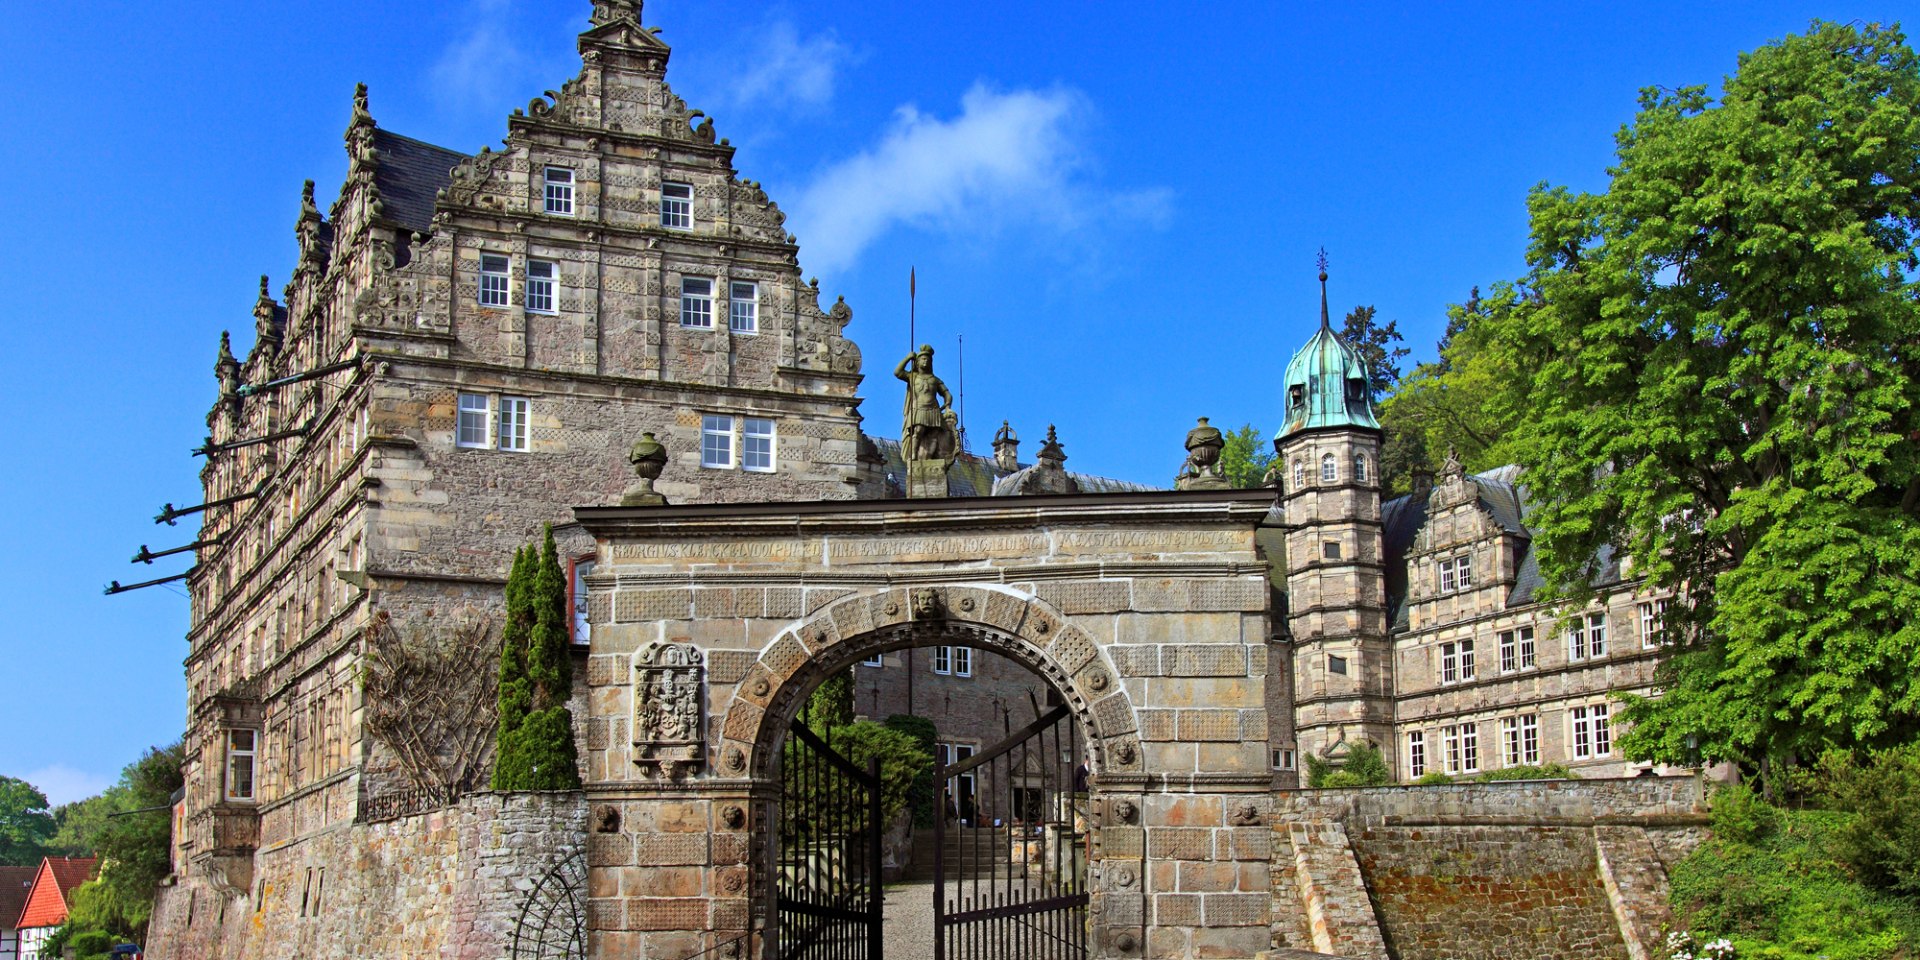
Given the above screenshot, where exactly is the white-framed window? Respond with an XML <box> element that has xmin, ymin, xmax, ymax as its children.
<box><xmin>1517</xmin><ymin>626</ymin><xmax>1536</xmax><ymax>668</ymax></box>
<box><xmin>661</xmin><ymin>181</ymin><xmax>693</xmax><ymax>229</ymax></box>
<box><xmin>1520</xmin><ymin>714</ymin><xmax>1539</xmax><ymax>764</ymax></box>
<box><xmin>1459</xmin><ymin>723</ymin><xmax>1479</xmax><ymax>773</ymax></box>
<box><xmin>456</xmin><ymin>393</ymin><xmax>491</xmax><ymax>448</ymax></box>
<box><xmin>742</xmin><ymin>417</ymin><xmax>775</xmax><ymax>472</ymax></box>
<box><xmin>1442</xmin><ymin>725</ymin><xmax>1461</xmax><ymax>774</ymax></box>
<box><xmin>570</xmin><ymin>558</ymin><xmax>595</xmax><ymax>645</ymax></box>
<box><xmin>1272</xmin><ymin>747</ymin><xmax>1297</xmax><ymax>771</ymax></box>
<box><xmin>1438</xmin><ymin>555</ymin><xmax>1473</xmax><ymax>593</ymax></box>
<box><xmin>1498</xmin><ymin>630</ymin><xmax>1517</xmax><ymax>673</ymax></box>
<box><xmin>1639</xmin><ymin>599</ymin><xmax>1670</xmax><ymax>648</ymax></box>
<box><xmin>497</xmin><ymin>397</ymin><xmax>531</xmax><ymax>452</ymax></box>
<box><xmin>1440</xmin><ymin>639</ymin><xmax>1474</xmax><ymax>684</ymax></box>
<box><xmin>526</xmin><ymin>260</ymin><xmax>558</xmax><ymax>314</ymax></box>
<box><xmin>729</xmin><ymin>281</ymin><xmax>758</xmax><ymax>333</ymax></box>
<box><xmin>681</xmin><ymin>277</ymin><xmax>714</xmax><ymax>328</ymax></box>
<box><xmin>1320</xmin><ymin>453</ymin><xmax>1338</xmax><ymax>482</ymax></box>
<box><xmin>1501</xmin><ymin>715</ymin><xmax>1541</xmax><ymax>767</ymax></box>
<box><xmin>479</xmin><ymin>254</ymin><xmax>511</xmax><ymax>307</ymax></box>
<box><xmin>1571</xmin><ymin>703</ymin><xmax>1612</xmax><ymax>759</ymax></box>
<box><xmin>1292</xmin><ymin>461</ymin><xmax>1305</xmax><ymax>489</ymax></box>
<box><xmin>861</xmin><ymin>653</ymin><xmax>883</xmax><ymax>667</ymax></box>
<box><xmin>932</xmin><ymin>645</ymin><xmax>972</xmax><ymax>677</ymax></box>
<box><xmin>938</xmin><ymin>742</ymin><xmax>978</xmax><ymax>822</ymax></box>
<box><xmin>1568</xmin><ymin>611</ymin><xmax>1608</xmax><ymax>661</ymax></box>
<box><xmin>225</xmin><ymin>728</ymin><xmax>257</xmax><ymax>802</ymax></box>
<box><xmin>543</xmin><ymin>166</ymin><xmax>575</xmax><ymax>216</ymax></box>
<box><xmin>1353</xmin><ymin>455</ymin><xmax>1368</xmax><ymax>484</ymax></box>
<box><xmin>701</xmin><ymin>414</ymin><xmax>733</xmax><ymax>468</ymax></box>
<box><xmin>1408</xmin><ymin>731</ymin><xmax>1426</xmax><ymax>779</ymax></box>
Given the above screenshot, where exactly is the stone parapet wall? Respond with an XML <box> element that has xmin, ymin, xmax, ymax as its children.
<box><xmin>1274</xmin><ymin>776</ymin><xmax>1703</xmax><ymax>826</ymax></box>
<box><xmin>149</xmin><ymin>791</ymin><xmax>585</xmax><ymax>960</ymax></box>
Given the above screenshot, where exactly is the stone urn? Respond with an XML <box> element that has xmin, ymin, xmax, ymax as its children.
<box><xmin>621</xmin><ymin>432</ymin><xmax>670</xmax><ymax>506</ymax></box>
<box><xmin>1176</xmin><ymin>417</ymin><xmax>1229</xmax><ymax>490</ymax></box>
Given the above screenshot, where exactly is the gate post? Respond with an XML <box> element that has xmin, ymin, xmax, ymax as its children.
<box><xmin>868</xmin><ymin>756</ymin><xmax>884</xmax><ymax>960</ymax></box>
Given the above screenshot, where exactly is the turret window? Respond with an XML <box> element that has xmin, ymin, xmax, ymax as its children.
<box><xmin>1353</xmin><ymin>455</ymin><xmax>1368</xmax><ymax>483</ymax></box>
<box><xmin>1292</xmin><ymin>461</ymin><xmax>1305</xmax><ymax>489</ymax></box>
<box><xmin>1320</xmin><ymin>454</ymin><xmax>1337</xmax><ymax>482</ymax></box>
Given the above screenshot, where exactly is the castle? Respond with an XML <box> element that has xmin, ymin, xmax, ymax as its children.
<box><xmin>148</xmin><ymin>4</ymin><xmax>1680</xmax><ymax>959</ymax></box>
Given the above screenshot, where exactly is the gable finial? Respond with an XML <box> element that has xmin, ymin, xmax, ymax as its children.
<box><xmin>1317</xmin><ymin>247</ymin><xmax>1330</xmax><ymax>330</ymax></box>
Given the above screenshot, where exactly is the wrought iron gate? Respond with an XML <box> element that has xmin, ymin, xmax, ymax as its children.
<box><xmin>934</xmin><ymin>703</ymin><xmax>1088</xmax><ymax>960</ymax></box>
<box><xmin>510</xmin><ymin>851</ymin><xmax>587</xmax><ymax>960</ymax></box>
<box><xmin>777</xmin><ymin>719</ymin><xmax>884</xmax><ymax>960</ymax></box>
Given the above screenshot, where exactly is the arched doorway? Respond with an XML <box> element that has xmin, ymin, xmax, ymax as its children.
<box><xmin>735</xmin><ymin>587</ymin><xmax>1128</xmax><ymax>960</ymax></box>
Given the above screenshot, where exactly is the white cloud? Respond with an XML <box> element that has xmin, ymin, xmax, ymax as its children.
<box><xmin>20</xmin><ymin>765</ymin><xmax>114</xmax><ymax>807</ymax></box>
<box><xmin>726</xmin><ymin>21</ymin><xmax>853</xmax><ymax>111</ymax></box>
<box><xmin>430</xmin><ymin>0</ymin><xmax>535</xmax><ymax>117</ymax></box>
<box><xmin>790</xmin><ymin>84</ymin><xmax>1169</xmax><ymax>275</ymax></box>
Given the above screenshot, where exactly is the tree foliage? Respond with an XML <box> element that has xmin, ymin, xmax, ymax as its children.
<box><xmin>806</xmin><ymin>669</ymin><xmax>855</xmax><ymax>739</ymax></box>
<box><xmin>1378</xmin><ymin>285</ymin><xmax>1527</xmax><ymax>491</ymax></box>
<box><xmin>45</xmin><ymin>743</ymin><xmax>184</xmax><ymax>946</ymax></box>
<box><xmin>1340</xmin><ymin>304</ymin><xmax>1410</xmax><ymax>398</ymax></box>
<box><xmin>883</xmin><ymin>715</ymin><xmax>940</xmax><ymax>827</ymax></box>
<box><xmin>493</xmin><ymin>527</ymin><xmax>582</xmax><ymax>791</ymax></box>
<box><xmin>1480</xmin><ymin>21</ymin><xmax>1920</xmax><ymax>782</ymax></box>
<box><xmin>1305</xmin><ymin>741</ymin><xmax>1393</xmax><ymax>788</ymax></box>
<box><xmin>0</xmin><ymin>776</ymin><xmax>55</xmax><ymax>866</ymax></box>
<box><xmin>1217</xmin><ymin>424</ymin><xmax>1276</xmax><ymax>489</ymax></box>
<box><xmin>1811</xmin><ymin>744</ymin><xmax>1920</xmax><ymax>901</ymax></box>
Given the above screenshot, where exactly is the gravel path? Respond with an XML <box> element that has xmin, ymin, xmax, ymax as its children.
<box><xmin>882</xmin><ymin>881</ymin><xmax>937</xmax><ymax>957</ymax></box>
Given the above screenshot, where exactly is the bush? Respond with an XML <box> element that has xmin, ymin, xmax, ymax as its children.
<box><xmin>1813</xmin><ymin>745</ymin><xmax>1920</xmax><ymax>902</ymax></box>
<box><xmin>1710</xmin><ymin>783</ymin><xmax>1780</xmax><ymax>845</ymax></box>
<box><xmin>883</xmin><ymin>715</ymin><xmax>939</xmax><ymax>827</ymax></box>
<box><xmin>1473</xmin><ymin>763</ymin><xmax>1580</xmax><ymax>782</ymax></box>
<box><xmin>1306</xmin><ymin>742</ymin><xmax>1392</xmax><ymax>788</ymax></box>
<box><xmin>1416</xmin><ymin>772</ymin><xmax>1456</xmax><ymax>785</ymax></box>
<box><xmin>69</xmin><ymin>929</ymin><xmax>115</xmax><ymax>958</ymax></box>
<box><xmin>819</xmin><ymin>721</ymin><xmax>932</xmax><ymax>826</ymax></box>
<box><xmin>1669</xmin><ymin>803</ymin><xmax>1920</xmax><ymax>959</ymax></box>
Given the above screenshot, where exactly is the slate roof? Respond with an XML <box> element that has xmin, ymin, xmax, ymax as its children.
<box><xmin>864</xmin><ymin>436</ymin><xmax>1158</xmax><ymax>499</ymax></box>
<box><xmin>16</xmin><ymin>857</ymin><xmax>96</xmax><ymax>930</ymax></box>
<box><xmin>371</xmin><ymin>129</ymin><xmax>468</xmax><ymax>234</ymax></box>
<box><xmin>0</xmin><ymin>866</ymin><xmax>34</xmax><ymax>932</ymax></box>
<box><xmin>1381</xmin><ymin>464</ymin><xmax>1623</xmax><ymax>631</ymax></box>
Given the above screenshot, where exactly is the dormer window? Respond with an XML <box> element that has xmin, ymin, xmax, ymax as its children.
<box><xmin>1288</xmin><ymin>384</ymin><xmax>1305</xmax><ymax>411</ymax></box>
<box><xmin>1320</xmin><ymin>454</ymin><xmax>1337</xmax><ymax>483</ymax></box>
<box><xmin>1347</xmin><ymin>377</ymin><xmax>1368</xmax><ymax>404</ymax></box>
<box><xmin>1438</xmin><ymin>554</ymin><xmax>1473</xmax><ymax>593</ymax></box>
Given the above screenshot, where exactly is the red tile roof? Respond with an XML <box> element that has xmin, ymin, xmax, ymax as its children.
<box><xmin>0</xmin><ymin>866</ymin><xmax>33</xmax><ymax>932</ymax></box>
<box><xmin>15</xmin><ymin>857</ymin><xmax>97</xmax><ymax>930</ymax></box>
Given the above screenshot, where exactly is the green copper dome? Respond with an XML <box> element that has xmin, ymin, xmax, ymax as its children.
<box><xmin>1279</xmin><ymin>273</ymin><xmax>1381</xmax><ymax>438</ymax></box>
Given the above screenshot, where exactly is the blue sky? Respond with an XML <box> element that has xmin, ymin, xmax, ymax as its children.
<box><xmin>0</xmin><ymin>0</ymin><xmax>1892</xmax><ymax>803</ymax></box>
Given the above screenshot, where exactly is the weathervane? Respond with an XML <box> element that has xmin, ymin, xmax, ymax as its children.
<box><xmin>1317</xmin><ymin>247</ymin><xmax>1331</xmax><ymax>328</ymax></box>
<box><xmin>1316</xmin><ymin>247</ymin><xmax>1329</xmax><ymax>279</ymax></box>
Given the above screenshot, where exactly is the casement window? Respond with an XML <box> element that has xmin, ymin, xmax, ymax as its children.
<box><xmin>1407</xmin><ymin>731</ymin><xmax>1426</xmax><ymax>779</ymax></box>
<box><xmin>1438</xmin><ymin>555</ymin><xmax>1473</xmax><ymax>593</ymax></box>
<box><xmin>1458</xmin><ymin>723</ymin><xmax>1479</xmax><ymax>773</ymax></box>
<box><xmin>742</xmin><ymin>417</ymin><xmax>776</xmax><ymax>472</ymax></box>
<box><xmin>457</xmin><ymin>393</ymin><xmax>491</xmax><ymax>448</ymax></box>
<box><xmin>1639</xmin><ymin>599</ymin><xmax>1670</xmax><ymax>648</ymax></box>
<box><xmin>1272</xmin><ymin>747</ymin><xmax>1297</xmax><ymax>771</ymax></box>
<box><xmin>1442</xmin><ymin>726</ymin><xmax>1461</xmax><ymax>774</ymax></box>
<box><xmin>680</xmin><ymin>277</ymin><xmax>714</xmax><ymax>328</ymax></box>
<box><xmin>701</xmin><ymin>415</ymin><xmax>733</xmax><ymax>468</ymax></box>
<box><xmin>661</xmin><ymin>181</ymin><xmax>693</xmax><ymax>229</ymax></box>
<box><xmin>526</xmin><ymin>260</ymin><xmax>557</xmax><ymax>314</ymax></box>
<box><xmin>1440</xmin><ymin>639</ymin><xmax>1474</xmax><ymax>683</ymax></box>
<box><xmin>543</xmin><ymin>166</ymin><xmax>575</xmax><ymax>216</ymax></box>
<box><xmin>225</xmin><ymin>729</ymin><xmax>257</xmax><ymax>802</ymax></box>
<box><xmin>861</xmin><ymin>653</ymin><xmax>883</xmax><ymax>667</ymax></box>
<box><xmin>497</xmin><ymin>397</ymin><xmax>531</xmax><ymax>452</ymax></box>
<box><xmin>568</xmin><ymin>558</ymin><xmax>595</xmax><ymax>645</ymax></box>
<box><xmin>938</xmin><ymin>743</ymin><xmax>978</xmax><ymax>821</ymax></box>
<box><xmin>1292</xmin><ymin>461</ymin><xmax>1305</xmax><ymax>489</ymax></box>
<box><xmin>932</xmin><ymin>645</ymin><xmax>972</xmax><ymax>677</ymax></box>
<box><xmin>1353</xmin><ymin>455</ymin><xmax>1368</xmax><ymax>484</ymax></box>
<box><xmin>1568</xmin><ymin>611</ymin><xmax>1608</xmax><ymax>661</ymax></box>
<box><xmin>1571</xmin><ymin>703</ymin><xmax>1612</xmax><ymax>759</ymax></box>
<box><xmin>1502</xmin><ymin>715</ymin><xmax>1540</xmax><ymax>767</ymax></box>
<box><xmin>479</xmin><ymin>254</ymin><xmax>511</xmax><ymax>307</ymax></box>
<box><xmin>729</xmin><ymin>281</ymin><xmax>758</xmax><ymax>333</ymax></box>
<box><xmin>1498</xmin><ymin>630</ymin><xmax>1517</xmax><ymax>673</ymax></box>
<box><xmin>1320</xmin><ymin>453</ymin><xmax>1338</xmax><ymax>482</ymax></box>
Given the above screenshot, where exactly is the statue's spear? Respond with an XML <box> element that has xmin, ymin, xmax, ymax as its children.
<box><xmin>909</xmin><ymin>266</ymin><xmax>917</xmax><ymax>357</ymax></box>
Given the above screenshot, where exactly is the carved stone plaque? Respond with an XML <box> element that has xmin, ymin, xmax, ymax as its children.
<box><xmin>633</xmin><ymin>642</ymin><xmax>704</xmax><ymax>777</ymax></box>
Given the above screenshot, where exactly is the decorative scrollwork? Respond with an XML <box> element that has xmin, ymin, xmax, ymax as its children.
<box><xmin>510</xmin><ymin>852</ymin><xmax>586</xmax><ymax>960</ymax></box>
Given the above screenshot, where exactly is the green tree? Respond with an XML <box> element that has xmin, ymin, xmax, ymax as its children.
<box><xmin>1340</xmin><ymin>304</ymin><xmax>1410</xmax><ymax>398</ymax></box>
<box><xmin>806</xmin><ymin>669</ymin><xmax>855</xmax><ymax>739</ymax></box>
<box><xmin>1305</xmin><ymin>742</ymin><xmax>1393</xmax><ymax>788</ymax></box>
<box><xmin>493</xmin><ymin>527</ymin><xmax>582</xmax><ymax>790</ymax></box>
<box><xmin>0</xmin><ymin>776</ymin><xmax>55</xmax><ymax>866</ymax></box>
<box><xmin>1217</xmin><ymin>424</ymin><xmax>1276</xmax><ymax>489</ymax></box>
<box><xmin>1378</xmin><ymin>285</ymin><xmax>1526</xmax><ymax>489</ymax></box>
<box><xmin>883</xmin><ymin>715</ymin><xmax>940</xmax><ymax>827</ymax></box>
<box><xmin>1485</xmin><ymin>21</ymin><xmax>1920</xmax><ymax>788</ymax></box>
<box><xmin>42</xmin><ymin>743</ymin><xmax>184</xmax><ymax>945</ymax></box>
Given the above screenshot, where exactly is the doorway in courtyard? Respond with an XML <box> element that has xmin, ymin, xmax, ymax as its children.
<box><xmin>771</xmin><ymin>640</ymin><xmax>1091</xmax><ymax>960</ymax></box>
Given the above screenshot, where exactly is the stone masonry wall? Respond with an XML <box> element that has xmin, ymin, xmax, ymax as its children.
<box><xmin>1270</xmin><ymin>778</ymin><xmax>1707</xmax><ymax>960</ymax></box>
<box><xmin>150</xmin><ymin>792</ymin><xmax>585</xmax><ymax>960</ymax></box>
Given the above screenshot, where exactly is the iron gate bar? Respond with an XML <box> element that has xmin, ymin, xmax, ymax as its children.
<box><xmin>939</xmin><ymin>704</ymin><xmax>1071</xmax><ymax>779</ymax></box>
<box><xmin>778</xmin><ymin>719</ymin><xmax>882</xmax><ymax>960</ymax></box>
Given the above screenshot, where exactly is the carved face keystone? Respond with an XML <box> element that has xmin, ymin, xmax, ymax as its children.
<box><xmin>911</xmin><ymin>588</ymin><xmax>941</xmax><ymax>620</ymax></box>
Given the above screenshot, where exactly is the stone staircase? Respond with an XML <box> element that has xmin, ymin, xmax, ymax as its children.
<box><xmin>904</xmin><ymin>826</ymin><xmax>1028</xmax><ymax>883</ymax></box>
